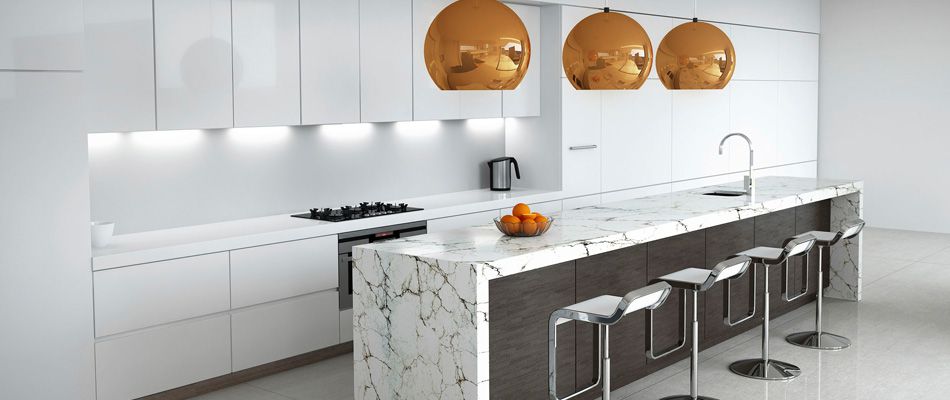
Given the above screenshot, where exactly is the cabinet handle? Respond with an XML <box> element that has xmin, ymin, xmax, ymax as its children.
<box><xmin>569</xmin><ymin>145</ymin><xmax>598</xmax><ymax>151</ymax></box>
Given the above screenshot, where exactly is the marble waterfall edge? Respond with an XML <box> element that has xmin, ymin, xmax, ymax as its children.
<box><xmin>352</xmin><ymin>177</ymin><xmax>864</xmax><ymax>400</ymax></box>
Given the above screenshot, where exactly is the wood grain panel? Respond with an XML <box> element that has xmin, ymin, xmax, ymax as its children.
<box><xmin>489</xmin><ymin>261</ymin><xmax>576</xmax><ymax>399</ymax></box>
<box><xmin>574</xmin><ymin>245</ymin><xmax>648</xmax><ymax>399</ymax></box>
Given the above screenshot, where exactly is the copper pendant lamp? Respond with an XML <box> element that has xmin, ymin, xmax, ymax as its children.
<box><xmin>562</xmin><ymin>8</ymin><xmax>654</xmax><ymax>90</ymax></box>
<box><xmin>423</xmin><ymin>0</ymin><xmax>531</xmax><ymax>90</ymax></box>
<box><xmin>656</xmin><ymin>18</ymin><xmax>736</xmax><ymax>90</ymax></box>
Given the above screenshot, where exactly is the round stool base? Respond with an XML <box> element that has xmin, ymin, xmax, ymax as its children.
<box><xmin>660</xmin><ymin>396</ymin><xmax>719</xmax><ymax>400</ymax></box>
<box><xmin>728</xmin><ymin>359</ymin><xmax>801</xmax><ymax>381</ymax></box>
<box><xmin>786</xmin><ymin>331</ymin><xmax>851</xmax><ymax>351</ymax></box>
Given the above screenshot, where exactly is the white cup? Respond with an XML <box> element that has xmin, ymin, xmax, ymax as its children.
<box><xmin>91</xmin><ymin>222</ymin><xmax>116</xmax><ymax>248</ymax></box>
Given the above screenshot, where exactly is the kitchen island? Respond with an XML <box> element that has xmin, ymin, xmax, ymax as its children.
<box><xmin>352</xmin><ymin>176</ymin><xmax>863</xmax><ymax>400</ymax></box>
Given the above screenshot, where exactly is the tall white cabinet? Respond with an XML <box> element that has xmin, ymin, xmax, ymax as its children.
<box><xmin>232</xmin><ymin>0</ymin><xmax>301</xmax><ymax>128</ymax></box>
<box><xmin>83</xmin><ymin>0</ymin><xmax>156</xmax><ymax>133</ymax></box>
<box><xmin>154</xmin><ymin>0</ymin><xmax>233</xmax><ymax>130</ymax></box>
<box><xmin>360</xmin><ymin>0</ymin><xmax>413</xmax><ymax>123</ymax></box>
<box><xmin>301</xmin><ymin>0</ymin><xmax>361</xmax><ymax>125</ymax></box>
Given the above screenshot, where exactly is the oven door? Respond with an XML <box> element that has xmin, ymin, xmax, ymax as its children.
<box><xmin>338</xmin><ymin>253</ymin><xmax>354</xmax><ymax>310</ymax></box>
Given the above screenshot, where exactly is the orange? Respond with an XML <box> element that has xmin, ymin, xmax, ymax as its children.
<box><xmin>522</xmin><ymin>220</ymin><xmax>539</xmax><ymax>235</ymax></box>
<box><xmin>503</xmin><ymin>221</ymin><xmax>521</xmax><ymax>235</ymax></box>
<box><xmin>500</xmin><ymin>215</ymin><xmax>521</xmax><ymax>224</ymax></box>
<box><xmin>518</xmin><ymin>213</ymin><xmax>538</xmax><ymax>222</ymax></box>
<box><xmin>512</xmin><ymin>203</ymin><xmax>531</xmax><ymax>217</ymax></box>
<box><xmin>535</xmin><ymin>214</ymin><xmax>549</xmax><ymax>230</ymax></box>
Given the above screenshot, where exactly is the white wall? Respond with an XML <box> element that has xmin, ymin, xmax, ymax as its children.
<box><xmin>819</xmin><ymin>0</ymin><xmax>950</xmax><ymax>233</ymax></box>
<box><xmin>0</xmin><ymin>1</ymin><xmax>95</xmax><ymax>398</ymax></box>
<box><xmin>89</xmin><ymin>120</ymin><xmax>506</xmax><ymax>233</ymax></box>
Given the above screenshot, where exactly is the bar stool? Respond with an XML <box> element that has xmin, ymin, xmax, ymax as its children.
<box><xmin>648</xmin><ymin>255</ymin><xmax>753</xmax><ymax>400</ymax></box>
<box><xmin>786</xmin><ymin>219</ymin><xmax>866</xmax><ymax>350</ymax></box>
<box><xmin>729</xmin><ymin>234</ymin><xmax>817</xmax><ymax>381</ymax></box>
<box><xmin>548</xmin><ymin>282</ymin><xmax>673</xmax><ymax>400</ymax></box>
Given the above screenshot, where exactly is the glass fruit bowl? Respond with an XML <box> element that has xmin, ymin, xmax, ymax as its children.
<box><xmin>494</xmin><ymin>217</ymin><xmax>555</xmax><ymax>237</ymax></box>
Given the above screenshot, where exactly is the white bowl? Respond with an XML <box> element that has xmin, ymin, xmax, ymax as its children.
<box><xmin>91</xmin><ymin>221</ymin><xmax>116</xmax><ymax>248</ymax></box>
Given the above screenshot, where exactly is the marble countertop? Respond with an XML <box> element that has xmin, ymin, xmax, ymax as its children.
<box><xmin>91</xmin><ymin>187</ymin><xmax>564</xmax><ymax>270</ymax></box>
<box><xmin>358</xmin><ymin>176</ymin><xmax>863</xmax><ymax>279</ymax></box>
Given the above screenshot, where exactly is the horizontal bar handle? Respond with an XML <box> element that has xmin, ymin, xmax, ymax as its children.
<box><xmin>569</xmin><ymin>145</ymin><xmax>598</xmax><ymax>151</ymax></box>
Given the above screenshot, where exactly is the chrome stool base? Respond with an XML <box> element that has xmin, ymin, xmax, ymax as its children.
<box><xmin>786</xmin><ymin>331</ymin><xmax>851</xmax><ymax>351</ymax></box>
<box><xmin>660</xmin><ymin>396</ymin><xmax>719</xmax><ymax>400</ymax></box>
<box><xmin>728</xmin><ymin>359</ymin><xmax>801</xmax><ymax>381</ymax></box>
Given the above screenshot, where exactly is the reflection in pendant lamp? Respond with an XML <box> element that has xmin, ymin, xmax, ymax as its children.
<box><xmin>562</xmin><ymin>9</ymin><xmax>654</xmax><ymax>90</ymax></box>
<box><xmin>424</xmin><ymin>0</ymin><xmax>531</xmax><ymax>90</ymax></box>
<box><xmin>656</xmin><ymin>20</ymin><xmax>735</xmax><ymax>90</ymax></box>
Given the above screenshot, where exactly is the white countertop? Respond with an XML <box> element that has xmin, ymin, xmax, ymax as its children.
<box><xmin>91</xmin><ymin>187</ymin><xmax>564</xmax><ymax>270</ymax></box>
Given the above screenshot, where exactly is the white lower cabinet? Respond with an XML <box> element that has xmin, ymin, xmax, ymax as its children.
<box><xmin>95</xmin><ymin>315</ymin><xmax>231</xmax><ymax>400</ymax></box>
<box><xmin>427</xmin><ymin>209</ymin><xmax>500</xmax><ymax>233</ymax></box>
<box><xmin>230</xmin><ymin>236</ymin><xmax>338</xmax><ymax>309</ymax></box>
<box><xmin>231</xmin><ymin>291</ymin><xmax>340</xmax><ymax>371</ymax></box>
<box><xmin>340</xmin><ymin>308</ymin><xmax>354</xmax><ymax>343</ymax></box>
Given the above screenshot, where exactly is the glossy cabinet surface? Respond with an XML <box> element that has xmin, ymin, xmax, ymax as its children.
<box><xmin>502</xmin><ymin>3</ymin><xmax>541</xmax><ymax>118</ymax></box>
<box><xmin>608</xmin><ymin>0</ymin><xmax>693</xmax><ymax>19</ymax></box>
<box><xmin>231</xmin><ymin>292</ymin><xmax>340</xmax><ymax>371</ymax></box>
<box><xmin>95</xmin><ymin>315</ymin><xmax>231</xmax><ymax>400</ymax></box>
<box><xmin>301</xmin><ymin>0</ymin><xmax>361</xmax><ymax>125</ymax></box>
<box><xmin>230</xmin><ymin>236</ymin><xmax>338</xmax><ymax>308</ymax></box>
<box><xmin>412</xmin><ymin>0</ymin><xmax>460</xmax><ymax>121</ymax></box>
<box><xmin>232</xmin><ymin>0</ymin><xmax>301</xmax><ymax>127</ymax></box>
<box><xmin>561</xmin><ymin>78</ymin><xmax>602</xmax><ymax>197</ymax></box>
<box><xmin>730</xmin><ymin>25</ymin><xmax>779</xmax><ymax>81</ymax></box>
<box><xmin>779</xmin><ymin>31</ymin><xmax>820</xmax><ymax>81</ymax></box>
<box><xmin>778</xmin><ymin>81</ymin><xmax>819</xmax><ymax>163</ymax></box>
<box><xmin>729</xmin><ymin>81</ymin><xmax>779</xmax><ymax>169</ymax></box>
<box><xmin>0</xmin><ymin>0</ymin><xmax>83</xmax><ymax>70</ymax></box>
<box><xmin>154</xmin><ymin>0</ymin><xmax>233</xmax><ymax>130</ymax></box>
<box><xmin>93</xmin><ymin>252</ymin><xmax>231</xmax><ymax>337</ymax></box>
<box><xmin>83</xmin><ymin>0</ymin><xmax>156</xmax><ymax>133</ymax></box>
<box><xmin>602</xmin><ymin>80</ymin><xmax>672</xmax><ymax>191</ymax></box>
<box><xmin>698</xmin><ymin>0</ymin><xmax>820</xmax><ymax>33</ymax></box>
<box><xmin>360</xmin><ymin>0</ymin><xmax>413</xmax><ymax>123</ymax></box>
<box><xmin>670</xmin><ymin>89</ymin><xmax>731</xmax><ymax>181</ymax></box>
<box><xmin>427</xmin><ymin>209</ymin><xmax>501</xmax><ymax>234</ymax></box>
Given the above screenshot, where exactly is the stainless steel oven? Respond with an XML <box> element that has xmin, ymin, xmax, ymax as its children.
<box><xmin>337</xmin><ymin>221</ymin><xmax>427</xmax><ymax>310</ymax></box>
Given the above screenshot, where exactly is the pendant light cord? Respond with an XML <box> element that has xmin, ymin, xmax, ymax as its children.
<box><xmin>693</xmin><ymin>0</ymin><xmax>698</xmax><ymax>22</ymax></box>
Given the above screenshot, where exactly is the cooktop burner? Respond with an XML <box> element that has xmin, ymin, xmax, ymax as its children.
<box><xmin>292</xmin><ymin>202</ymin><xmax>423</xmax><ymax>222</ymax></box>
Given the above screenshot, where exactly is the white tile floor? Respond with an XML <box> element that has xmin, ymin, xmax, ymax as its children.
<box><xmin>197</xmin><ymin>227</ymin><xmax>950</xmax><ymax>400</ymax></box>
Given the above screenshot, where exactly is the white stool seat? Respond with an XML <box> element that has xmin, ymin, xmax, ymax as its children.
<box><xmin>556</xmin><ymin>295</ymin><xmax>622</xmax><ymax>324</ymax></box>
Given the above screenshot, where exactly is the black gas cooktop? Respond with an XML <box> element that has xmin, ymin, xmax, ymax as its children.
<box><xmin>292</xmin><ymin>202</ymin><xmax>423</xmax><ymax>222</ymax></box>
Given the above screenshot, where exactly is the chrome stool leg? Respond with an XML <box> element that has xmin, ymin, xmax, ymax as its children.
<box><xmin>660</xmin><ymin>290</ymin><xmax>719</xmax><ymax>400</ymax></box>
<box><xmin>728</xmin><ymin>262</ymin><xmax>802</xmax><ymax>381</ymax></box>
<box><xmin>786</xmin><ymin>245</ymin><xmax>852</xmax><ymax>350</ymax></box>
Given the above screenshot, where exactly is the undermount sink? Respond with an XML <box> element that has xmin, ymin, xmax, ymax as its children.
<box><xmin>703</xmin><ymin>190</ymin><xmax>747</xmax><ymax>197</ymax></box>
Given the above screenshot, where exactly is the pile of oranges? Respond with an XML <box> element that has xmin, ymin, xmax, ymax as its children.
<box><xmin>500</xmin><ymin>203</ymin><xmax>550</xmax><ymax>235</ymax></box>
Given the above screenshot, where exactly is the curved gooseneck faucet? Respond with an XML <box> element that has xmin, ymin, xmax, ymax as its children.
<box><xmin>718</xmin><ymin>133</ymin><xmax>755</xmax><ymax>200</ymax></box>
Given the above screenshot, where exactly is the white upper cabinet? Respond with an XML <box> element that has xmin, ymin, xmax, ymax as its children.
<box><xmin>412</xmin><ymin>0</ymin><xmax>461</xmax><ymax>121</ymax></box>
<box><xmin>778</xmin><ymin>31</ymin><xmax>820</xmax><ymax>81</ymax></box>
<box><xmin>602</xmin><ymin>80</ymin><xmax>672</xmax><ymax>191</ymax></box>
<box><xmin>670</xmin><ymin>88</ymin><xmax>731</xmax><ymax>181</ymax></box>
<box><xmin>0</xmin><ymin>0</ymin><xmax>83</xmax><ymax>70</ymax></box>
<box><xmin>729</xmin><ymin>25</ymin><xmax>779</xmax><ymax>81</ymax></box>
<box><xmin>232</xmin><ymin>0</ymin><xmax>301</xmax><ymax>128</ymax></box>
<box><xmin>608</xmin><ymin>0</ymin><xmax>694</xmax><ymax>19</ymax></box>
<box><xmin>777</xmin><ymin>81</ymin><xmax>818</xmax><ymax>164</ymax></box>
<box><xmin>561</xmin><ymin>78</ymin><xmax>602</xmax><ymax>197</ymax></box>
<box><xmin>502</xmin><ymin>3</ymin><xmax>541</xmax><ymax>118</ymax></box>
<box><xmin>301</xmin><ymin>0</ymin><xmax>360</xmax><ymax>125</ymax></box>
<box><xmin>154</xmin><ymin>0</ymin><xmax>233</xmax><ymax>130</ymax></box>
<box><xmin>697</xmin><ymin>0</ymin><xmax>820</xmax><ymax>33</ymax></box>
<box><xmin>729</xmin><ymin>81</ymin><xmax>778</xmax><ymax>169</ymax></box>
<box><xmin>360</xmin><ymin>0</ymin><xmax>413</xmax><ymax>123</ymax></box>
<box><xmin>83</xmin><ymin>0</ymin><xmax>156</xmax><ymax>133</ymax></box>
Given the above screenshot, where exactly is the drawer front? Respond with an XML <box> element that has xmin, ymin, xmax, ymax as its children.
<box><xmin>339</xmin><ymin>308</ymin><xmax>354</xmax><ymax>343</ymax></box>
<box><xmin>95</xmin><ymin>315</ymin><xmax>231</xmax><ymax>400</ymax></box>
<box><xmin>231</xmin><ymin>291</ymin><xmax>340</xmax><ymax>371</ymax></box>
<box><xmin>94</xmin><ymin>252</ymin><xmax>230</xmax><ymax>337</ymax></box>
<box><xmin>230</xmin><ymin>236</ymin><xmax>338</xmax><ymax>308</ymax></box>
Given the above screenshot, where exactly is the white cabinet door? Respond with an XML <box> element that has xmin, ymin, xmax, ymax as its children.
<box><xmin>729</xmin><ymin>81</ymin><xmax>778</xmax><ymax>169</ymax></box>
<box><xmin>729</xmin><ymin>25</ymin><xmax>779</xmax><ymax>81</ymax></box>
<box><xmin>427</xmin><ymin>210</ymin><xmax>499</xmax><ymax>234</ymax></box>
<box><xmin>93</xmin><ymin>252</ymin><xmax>230</xmax><ymax>337</ymax></box>
<box><xmin>778</xmin><ymin>31</ymin><xmax>820</xmax><ymax>81</ymax></box>
<box><xmin>340</xmin><ymin>308</ymin><xmax>354</xmax><ymax>343</ymax></box>
<box><xmin>231</xmin><ymin>292</ymin><xmax>340</xmax><ymax>371</ymax></box>
<box><xmin>608</xmin><ymin>0</ymin><xmax>693</xmax><ymax>19</ymax></box>
<box><xmin>154</xmin><ymin>0</ymin><xmax>233</xmax><ymax>130</ymax></box>
<box><xmin>502</xmin><ymin>3</ymin><xmax>541</xmax><ymax>118</ymax></box>
<box><xmin>83</xmin><ymin>0</ymin><xmax>156</xmax><ymax>133</ymax></box>
<box><xmin>230</xmin><ymin>236</ymin><xmax>338</xmax><ymax>309</ymax></box>
<box><xmin>360</xmin><ymin>0</ymin><xmax>413</xmax><ymax>123</ymax></box>
<box><xmin>561</xmin><ymin>78</ymin><xmax>602</xmax><ymax>197</ymax></box>
<box><xmin>670</xmin><ymin>89</ymin><xmax>731</xmax><ymax>181</ymax></box>
<box><xmin>0</xmin><ymin>0</ymin><xmax>83</xmax><ymax>70</ymax></box>
<box><xmin>301</xmin><ymin>0</ymin><xmax>360</xmax><ymax>125</ymax></box>
<box><xmin>698</xmin><ymin>0</ymin><xmax>819</xmax><ymax>33</ymax></box>
<box><xmin>412</xmin><ymin>0</ymin><xmax>460</xmax><ymax>121</ymax></box>
<box><xmin>95</xmin><ymin>315</ymin><xmax>231</xmax><ymax>400</ymax></box>
<box><xmin>232</xmin><ymin>0</ymin><xmax>300</xmax><ymax>128</ymax></box>
<box><xmin>777</xmin><ymin>81</ymin><xmax>818</xmax><ymax>164</ymax></box>
<box><xmin>602</xmin><ymin>79</ymin><xmax>671</xmax><ymax>191</ymax></box>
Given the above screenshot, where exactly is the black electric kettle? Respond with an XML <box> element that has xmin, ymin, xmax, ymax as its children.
<box><xmin>487</xmin><ymin>157</ymin><xmax>520</xmax><ymax>191</ymax></box>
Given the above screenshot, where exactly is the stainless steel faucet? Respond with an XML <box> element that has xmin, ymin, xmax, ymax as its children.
<box><xmin>719</xmin><ymin>133</ymin><xmax>755</xmax><ymax>199</ymax></box>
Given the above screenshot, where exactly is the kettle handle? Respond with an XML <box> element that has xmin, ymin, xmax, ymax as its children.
<box><xmin>510</xmin><ymin>158</ymin><xmax>521</xmax><ymax>180</ymax></box>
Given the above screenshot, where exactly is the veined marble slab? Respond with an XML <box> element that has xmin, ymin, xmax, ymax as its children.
<box><xmin>353</xmin><ymin>176</ymin><xmax>863</xmax><ymax>400</ymax></box>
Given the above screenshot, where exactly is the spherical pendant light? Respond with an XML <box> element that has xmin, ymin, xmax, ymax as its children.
<box><xmin>562</xmin><ymin>9</ymin><xmax>654</xmax><ymax>90</ymax></box>
<box><xmin>424</xmin><ymin>0</ymin><xmax>531</xmax><ymax>90</ymax></box>
<box><xmin>656</xmin><ymin>21</ymin><xmax>735</xmax><ymax>90</ymax></box>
